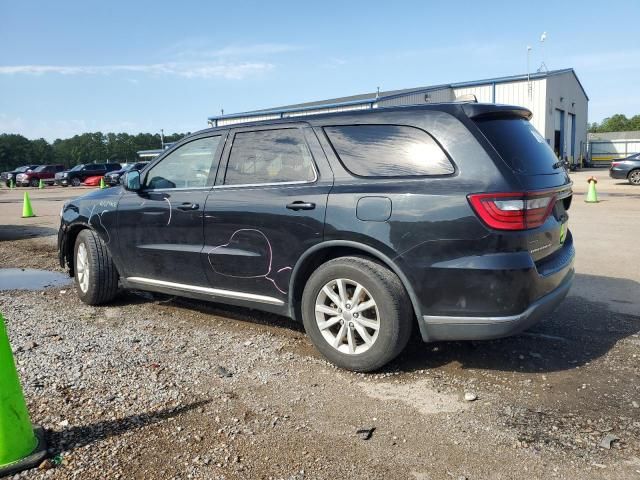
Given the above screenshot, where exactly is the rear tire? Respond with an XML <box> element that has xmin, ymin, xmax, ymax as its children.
<box><xmin>628</xmin><ymin>169</ymin><xmax>640</xmax><ymax>185</ymax></box>
<box><xmin>301</xmin><ymin>256</ymin><xmax>412</xmax><ymax>372</ymax></box>
<box><xmin>74</xmin><ymin>229</ymin><xmax>119</xmax><ymax>305</ymax></box>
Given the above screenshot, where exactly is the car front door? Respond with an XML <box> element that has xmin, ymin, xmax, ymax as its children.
<box><xmin>202</xmin><ymin>125</ymin><xmax>333</xmax><ymax>309</ymax></box>
<box><xmin>117</xmin><ymin>133</ymin><xmax>226</xmax><ymax>286</ymax></box>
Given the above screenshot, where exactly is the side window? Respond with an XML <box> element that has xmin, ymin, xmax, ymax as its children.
<box><xmin>145</xmin><ymin>136</ymin><xmax>221</xmax><ymax>190</ymax></box>
<box><xmin>324</xmin><ymin>125</ymin><xmax>454</xmax><ymax>177</ymax></box>
<box><xmin>224</xmin><ymin>128</ymin><xmax>316</xmax><ymax>185</ymax></box>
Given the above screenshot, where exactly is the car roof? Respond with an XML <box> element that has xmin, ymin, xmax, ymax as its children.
<box><xmin>187</xmin><ymin>102</ymin><xmax>532</xmax><ymax>139</ymax></box>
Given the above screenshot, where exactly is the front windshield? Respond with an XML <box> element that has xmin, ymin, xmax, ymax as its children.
<box><xmin>34</xmin><ymin>165</ymin><xmax>47</xmax><ymax>172</ymax></box>
<box><xmin>16</xmin><ymin>166</ymin><xmax>31</xmax><ymax>173</ymax></box>
<box><xmin>70</xmin><ymin>164</ymin><xmax>84</xmax><ymax>172</ymax></box>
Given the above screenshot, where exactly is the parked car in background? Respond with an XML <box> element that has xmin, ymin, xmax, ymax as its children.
<box><xmin>104</xmin><ymin>162</ymin><xmax>149</xmax><ymax>186</ymax></box>
<box><xmin>83</xmin><ymin>175</ymin><xmax>103</xmax><ymax>187</ymax></box>
<box><xmin>55</xmin><ymin>163</ymin><xmax>122</xmax><ymax>186</ymax></box>
<box><xmin>610</xmin><ymin>153</ymin><xmax>640</xmax><ymax>185</ymax></box>
<box><xmin>1</xmin><ymin>165</ymin><xmax>40</xmax><ymax>186</ymax></box>
<box><xmin>58</xmin><ymin>103</ymin><xmax>575</xmax><ymax>372</ymax></box>
<box><xmin>15</xmin><ymin>164</ymin><xmax>65</xmax><ymax>187</ymax></box>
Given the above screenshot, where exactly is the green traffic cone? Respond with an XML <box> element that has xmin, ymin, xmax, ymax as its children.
<box><xmin>38</xmin><ymin>179</ymin><xmax>44</xmax><ymax>189</ymax></box>
<box><xmin>22</xmin><ymin>192</ymin><xmax>35</xmax><ymax>218</ymax></box>
<box><xmin>99</xmin><ymin>177</ymin><xmax>106</xmax><ymax>189</ymax></box>
<box><xmin>0</xmin><ymin>313</ymin><xmax>47</xmax><ymax>477</ymax></box>
<box><xmin>9</xmin><ymin>179</ymin><xmax>15</xmax><ymax>189</ymax></box>
<box><xmin>585</xmin><ymin>177</ymin><xmax>599</xmax><ymax>203</ymax></box>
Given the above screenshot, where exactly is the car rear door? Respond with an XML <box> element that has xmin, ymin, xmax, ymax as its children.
<box><xmin>116</xmin><ymin>133</ymin><xmax>226</xmax><ymax>286</ymax></box>
<box><xmin>201</xmin><ymin>124</ymin><xmax>333</xmax><ymax>308</ymax></box>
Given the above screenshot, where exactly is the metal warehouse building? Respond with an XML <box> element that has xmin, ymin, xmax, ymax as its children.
<box><xmin>208</xmin><ymin>68</ymin><xmax>589</xmax><ymax>165</ymax></box>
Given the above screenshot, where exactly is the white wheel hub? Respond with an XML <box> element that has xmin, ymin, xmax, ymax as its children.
<box><xmin>315</xmin><ymin>278</ymin><xmax>380</xmax><ymax>355</ymax></box>
<box><xmin>76</xmin><ymin>242</ymin><xmax>90</xmax><ymax>293</ymax></box>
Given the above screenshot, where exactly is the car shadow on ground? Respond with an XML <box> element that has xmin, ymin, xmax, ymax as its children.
<box><xmin>0</xmin><ymin>225</ymin><xmax>58</xmax><ymax>241</ymax></box>
<box><xmin>46</xmin><ymin>399</ymin><xmax>211</xmax><ymax>455</ymax></box>
<box><xmin>387</xmin><ymin>273</ymin><xmax>640</xmax><ymax>374</ymax></box>
<box><xmin>115</xmin><ymin>273</ymin><xmax>640</xmax><ymax>376</ymax></box>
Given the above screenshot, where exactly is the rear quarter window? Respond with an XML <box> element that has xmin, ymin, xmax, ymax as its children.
<box><xmin>474</xmin><ymin>117</ymin><xmax>560</xmax><ymax>175</ymax></box>
<box><xmin>323</xmin><ymin>125</ymin><xmax>454</xmax><ymax>177</ymax></box>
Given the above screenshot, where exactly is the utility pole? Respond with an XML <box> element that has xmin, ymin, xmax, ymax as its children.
<box><xmin>160</xmin><ymin>129</ymin><xmax>165</xmax><ymax>149</ymax></box>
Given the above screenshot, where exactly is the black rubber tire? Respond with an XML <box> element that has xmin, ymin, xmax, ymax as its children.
<box><xmin>628</xmin><ymin>169</ymin><xmax>640</xmax><ymax>186</ymax></box>
<box><xmin>74</xmin><ymin>229</ymin><xmax>119</xmax><ymax>305</ymax></box>
<box><xmin>301</xmin><ymin>256</ymin><xmax>412</xmax><ymax>372</ymax></box>
<box><xmin>30</xmin><ymin>178</ymin><xmax>39</xmax><ymax>187</ymax></box>
<box><xmin>71</xmin><ymin>177</ymin><xmax>81</xmax><ymax>187</ymax></box>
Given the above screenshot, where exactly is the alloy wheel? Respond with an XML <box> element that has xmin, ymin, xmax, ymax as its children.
<box><xmin>76</xmin><ymin>243</ymin><xmax>90</xmax><ymax>293</ymax></box>
<box><xmin>629</xmin><ymin>170</ymin><xmax>640</xmax><ymax>185</ymax></box>
<box><xmin>314</xmin><ymin>278</ymin><xmax>380</xmax><ymax>355</ymax></box>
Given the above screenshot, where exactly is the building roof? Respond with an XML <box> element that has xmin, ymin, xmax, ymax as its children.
<box><xmin>208</xmin><ymin>68</ymin><xmax>588</xmax><ymax>124</ymax></box>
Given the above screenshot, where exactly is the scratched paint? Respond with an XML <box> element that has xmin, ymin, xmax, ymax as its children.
<box><xmin>207</xmin><ymin>229</ymin><xmax>291</xmax><ymax>294</ymax></box>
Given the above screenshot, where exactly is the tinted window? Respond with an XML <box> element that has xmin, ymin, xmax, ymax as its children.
<box><xmin>224</xmin><ymin>129</ymin><xmax>316</xmax><ymax>185</ymax></box>
<box><xmin>324</xmin><ymin>125</ymin><xmax>454</xmax><ymax>177</ymax></box>
<box><xmin>475</xmin><ymin>117</ymin><xmax>560</xmax><ymax>175</ymax></box>
<box><xmin>34</xmin><ymin>165</ymin><xmax>47</xmax><ymax>172</ymax></box>
<box><xmin>145</xmin><ymin>136</ymin><xmax>221</xmax><ymax>189</ymax></box>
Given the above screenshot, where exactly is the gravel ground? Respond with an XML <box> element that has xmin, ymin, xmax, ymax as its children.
<box><xmin>0</xmin><ymin>175</ymin><xmax>639</xmax><ymax>479</ymax></box>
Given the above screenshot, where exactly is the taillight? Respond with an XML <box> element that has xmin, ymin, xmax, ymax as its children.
<box><xmin>468</xmin><ymin>192</ymin><xmax>557</xmax><ymax>230</ymax></box>
<box><xmin>610</xmin><ymin>162</ymin><xmax>621</xmax><ymax>167</ymax></box>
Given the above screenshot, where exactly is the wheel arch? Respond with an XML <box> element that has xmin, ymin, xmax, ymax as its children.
<box><xmin>62</xmin><ymin>223</ymin><xmax>92</xmax><ymax>276</ymax></box>
<box><xmin>288</xmin><ymin>241</ymin><xmax>423</xmax><ymax>330</ymax></box>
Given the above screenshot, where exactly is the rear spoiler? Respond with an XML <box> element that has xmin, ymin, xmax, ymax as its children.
<box><xmin>462</xmin><ymin>103</ymin><xmax>532</xmax><ymax>121</ymax></box>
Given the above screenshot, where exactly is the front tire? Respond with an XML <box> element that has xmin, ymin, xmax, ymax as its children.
<box><xmin>30</xmin><ymin>178</ymin><xmax>39</xmax><ymax>187</ymax></box>
<box><xmin>301</xmin><ymin>256</ymin><xmax>412</xmax><ymax>372</ymax></box>
<box><xmin>628</xmin><ymin>169</ymin><xmax>640</xmax><ymax>185</ymax></box>
<box><xmin>74</xmin><ymin>229</ymin><xmax>119</xmax><ymax>305</ymax></box>
<box><xmin>71</xmin><ymin>177</ymin><xmax>81</xmax><ymax>187</ymax></box>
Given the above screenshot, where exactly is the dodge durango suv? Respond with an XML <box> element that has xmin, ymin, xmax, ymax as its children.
<box><xmin>58</xmin><ymin>103</ymin><xmax>575</xmax><ymax>371</ymax></box>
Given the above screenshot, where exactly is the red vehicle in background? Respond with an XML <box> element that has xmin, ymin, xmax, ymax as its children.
<box><xmin>15</xmin><ymin>164</ymin><xmax>65</xmax><ymax>187</ymax></box>
<box><xmin>83</xmin><ymin>175</ymin><xmax>104</xmax><ymax>187</ymax></box>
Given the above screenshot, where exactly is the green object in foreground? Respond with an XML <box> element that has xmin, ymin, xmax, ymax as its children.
<box><xmin>585</xmin><ymin>180</ymin><xmax>599</xmax><ymax>203</ymax></box>
<box><xmin>22</xmin><ymin>192</ymin><xmax>35</xmax><ymax>218</ymax></box>
<box><xmin>0</xmin><ymin>313</ymin><xmax>47</xmax><ymax>475</ymax></box>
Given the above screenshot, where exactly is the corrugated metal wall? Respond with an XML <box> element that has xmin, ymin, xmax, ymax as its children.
<box><xmin>376</xmin><ymin>88</ymin><xmax>453</xmax><ymax>107</ymax></box>
<box><xmin>494</xmin><ymin>79</ymin><xmax>547</xmax><ymax>136</ymax></box>
<box><xmin>284</xmin><ymin>103</ymin><xmax>371</xmax><ymax>118</ymax></box>
<box><xmin>453</xmin><ymin>85</ymin><xmax>494</xmax><ymax>103</ymax></box>
<box><xmin>217</xmin><ymin>114</ymin><xmax>281</xmax><ymax>127</ymax></box>
<box><xmin>546</xmin><ymin>73</ymin><xmax>588</xmax><ymax>162</ymax></box>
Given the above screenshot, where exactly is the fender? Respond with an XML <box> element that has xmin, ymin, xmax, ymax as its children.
<box><xmin>288</xmin><ymin>240</ymin><xmax>427</xmax><ymax>338</ymax></box>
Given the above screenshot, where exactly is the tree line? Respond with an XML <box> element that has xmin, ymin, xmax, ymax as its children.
<box><xmin>0</xmin><ymin>132</ymin><xmax>188</xmax><ymax>172</ymax></box>
<box><xmin>589</xmin><ymin>114</ymin><xmax>640</xmax><ymax>133</ymax></box>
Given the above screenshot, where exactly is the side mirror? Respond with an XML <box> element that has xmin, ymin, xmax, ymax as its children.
<box><xmin>124</xmin><ymin>170</ymin><xmax>141</xmax><ymax>191</ymax></box>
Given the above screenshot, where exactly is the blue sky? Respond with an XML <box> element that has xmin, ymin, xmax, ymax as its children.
<box><xmin>1</xmin><ymin>0</ymin><xmax>638</xmax><ymax>140</ymax></box>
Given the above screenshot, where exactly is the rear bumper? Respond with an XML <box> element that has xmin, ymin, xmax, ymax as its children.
<box><xmin>609</xmin><ymin>167</ymin><xmax>629</xmax><ymax>179</ymax></box>
<box><xmin>420</xmin><ymin>267</ymin><xmax>573</xmax><ymax>342</ymax></box>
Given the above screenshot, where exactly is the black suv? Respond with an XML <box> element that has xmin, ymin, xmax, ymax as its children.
<box><xmin>103</xmin><ymin>162</ymin><xmax>149</xmax><ymax>186</ymax></box>
<box><xmin>55</xmin><ymin>163</ymin><xmax>122</xmax><ymax>186</ymax></box>
<box><xmin>58</xmin><ymin>103</ymin><xmax>574</xmax><ymax>371</ymax></box>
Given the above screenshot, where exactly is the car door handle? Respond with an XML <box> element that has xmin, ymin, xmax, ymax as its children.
<box><xmin>177</xmin><ymin>202</ymin><xmax>199</xmax><ymax>211</ymax></box>
<box><xmin>286</xmin><ymin>201</ymin><xmax>316</xmax><ymax>211</ymax></box>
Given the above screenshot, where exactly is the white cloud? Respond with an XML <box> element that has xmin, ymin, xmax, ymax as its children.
<box><xmin>165</xmin><ymin>40</ymin><xmax>303</xmax><ymax>59</ymax></box>
<box><xmin>0</xmin><ymin>61</ymin><xmax>273</xmax><ymax>79</ymax></box>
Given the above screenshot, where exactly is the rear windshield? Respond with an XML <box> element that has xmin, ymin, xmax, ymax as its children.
<box><xmin>474</xmin><ymin>117</ymin><xmax>560</xmax><ymax>175</ymax></box>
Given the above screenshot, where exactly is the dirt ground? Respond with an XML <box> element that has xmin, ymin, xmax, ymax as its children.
<box><xmin>0</xmin><ymin>172</ymin><xmax>638</xmax><ymax>479</ymax></box>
